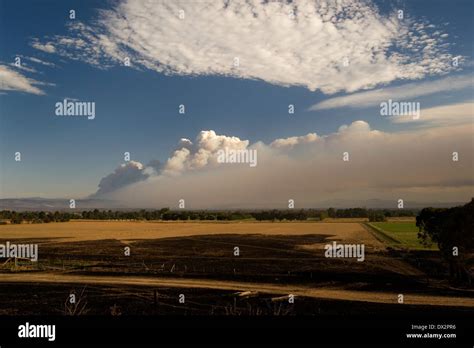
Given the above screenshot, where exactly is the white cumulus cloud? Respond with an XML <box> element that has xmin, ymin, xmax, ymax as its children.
<box><xmin>95</xmin><ymin>113</ymin><xmax>474</xmax><ymax>208</ymax></box>
<box><xmin>163</xmin><ymin>130</ymin><xmax>250</xmax><ymax>175</ymax></box>
<box><xmin>270</xmin><ymin>133</ymin><xmax>318</xmax><ymax>149</ymax></box>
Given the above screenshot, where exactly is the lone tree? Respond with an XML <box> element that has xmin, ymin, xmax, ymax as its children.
<box><xmin>416</xmin><ymin>199</ymin><xmax>474</xmax><ymax>284</ymax></box>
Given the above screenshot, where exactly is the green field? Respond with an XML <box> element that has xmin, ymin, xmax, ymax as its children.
<box><xmin>367</xmin><ymin>222</ymin><xmax>438</xmax><ymax>250</ymax></box>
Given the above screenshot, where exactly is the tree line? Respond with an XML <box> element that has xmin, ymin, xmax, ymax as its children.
<box><xmin>0</xmin><ymin>207</ymin><xmax>417</xmax><ymax>224</ymax></box>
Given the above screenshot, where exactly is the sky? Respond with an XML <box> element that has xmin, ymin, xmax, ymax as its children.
<box><xmin>0</xmin><ymin>0</ymin><xmax>473</xmax><ymax>209</ymax></box>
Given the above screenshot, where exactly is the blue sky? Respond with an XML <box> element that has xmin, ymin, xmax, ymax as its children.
<box><xmin>0</xmin><ymin>0</ymin><xmax>473</xmax><ymax>207</ymax></box>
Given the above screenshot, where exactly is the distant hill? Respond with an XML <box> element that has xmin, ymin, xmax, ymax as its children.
<box><xmin>0</xmin><ymin>198</ymin><xmax>127</xmax><ymax>211</ymax></box>
<box><xmin>315</xmin><ymin>198</ymin><xmax>467</xmax><ymax>209</ymax></box>
<box><xmin>0</xmin><ymin>197</ymin><xmax>466</xmax><ymax>211</ymax></box>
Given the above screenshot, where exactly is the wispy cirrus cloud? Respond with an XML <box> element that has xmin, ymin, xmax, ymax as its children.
<box><xmin>26</xmin><ymin>56</ymin><xmax>57</xmax><ymax>68</ymax></box>
<box><xmin>8</xmin><ymin>62</ymin><xmax>37</xmax><ymax>74</ymax></box>
<box><xmin>34</xmin><ymin>0</ymin><xmax>460</xmax><ymax>94</ymax></box>
<box><xmin>0</xmin><ymin>64</ymin><xmax>46</xmax><ymax>95</ymax></box>
<box><xmin>310</xmin><ymin>74</ymin><xmax>473</xmax><ymax>110</ymax></box>
<box><xmin>390</xmin><ymin>101</ymin><xmax>473</xmax><ymax>127</ymax></box>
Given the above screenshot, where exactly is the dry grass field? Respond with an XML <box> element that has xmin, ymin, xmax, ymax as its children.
<box><xmin>0</xmin><ymin>221</ymin><xmax>383</xmax><ymax>248</ymax></box>
<box><xmin>0</xmin><ymin>221</ymin><xmax>473</xmax><ymax>315</ymax></box>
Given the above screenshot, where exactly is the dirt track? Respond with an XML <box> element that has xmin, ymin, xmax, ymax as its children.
<box><xmin>1</xmin><ymin>272</ymin><xmax>473</xmax><ymax>308</ymax></box>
